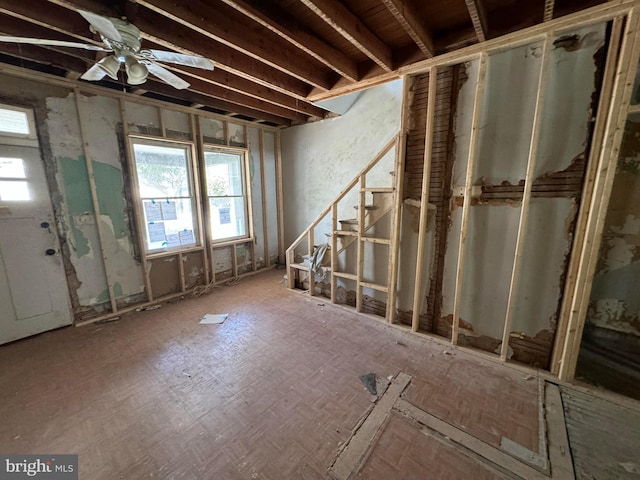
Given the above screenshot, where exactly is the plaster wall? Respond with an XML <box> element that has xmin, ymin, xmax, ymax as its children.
<box><xmin>588</xmin><ymin>112</ymin><xmax>640</xmax><ymax>337</ymax></box>
<box><xmin>442</xmin><ymin>23</ymin><xmax>604</xmax><ymax>346</ymax></box>
<box><xmin>281</xmin><ymin>80</ymin><xmax>403</xmax><ymax>247</ymax></box>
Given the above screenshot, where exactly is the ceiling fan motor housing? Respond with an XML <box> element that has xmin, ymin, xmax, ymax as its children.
<box><xmin>101</xmin><ymin>17</ymin><xmax>142</xmax><ymax>56</ymax></box>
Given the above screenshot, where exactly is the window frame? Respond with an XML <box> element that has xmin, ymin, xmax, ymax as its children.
<box><xmin>202</xmin><ymin>145</ymin><xmax>253</xmax><ymax>244</ymax></box>
<box><xmin>0</xmin><ymin>103</ymin><xmax>38</xmax><ymax>147</ymax></box>
<box><xmin>128</xmin><ymin>136</ymin><xmax>203</xmax><ymax>254</ymax></box>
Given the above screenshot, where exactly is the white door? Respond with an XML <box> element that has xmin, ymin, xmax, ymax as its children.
<box><xmin>0</xmin><ymin>143</ymin><xmax>72</xmax><ymax>344</ymax></box>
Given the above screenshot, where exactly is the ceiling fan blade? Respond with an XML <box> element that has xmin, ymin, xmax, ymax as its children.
<box><xmin>140</xmin><ymin>49</ymin><xmax>214</xmax><ymax>70</ymax></box>
<box><xmin>80</xmin><ymin>63</ymin><xmax>107</xmax><ymax>81</ymax></box>
<box><xmin>0</xmin><ymin>35</ymin><xmax>109</xmax><ymax>51</ymax></box>
<box><xmin>146</xmin><ymin>62</ymin><xmax>190</xmax><ymax>89</ymax></box>
<box><xmin>77</xmin><ymin>9</ymin><xmax>122</xmax><ymax>42</ymax></box>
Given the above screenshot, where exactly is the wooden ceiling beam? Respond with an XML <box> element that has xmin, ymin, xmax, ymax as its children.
<box><xmin>0</xmin><ymin>42</ymin><xmax>89</xmax><ymax>74</ymax></box>
<box><xmin>544</xmin><ymin>0</ymin><xmax>555</xmax><ymax>22</ymax></box>
<box><xmin>142</xmin><ymin>80</ymin><xmax>293</xmax><ymax>126</ymax></box>
<box><xmin>380</xmin><ymin>0</ymin><xmax>434</xmax><ymax>58</ymax></box>
<box><xmin>160</xmin><ymin>63</ymin><xmax>327</xmax><ymax>118</ymax></box>
<box><xmin>47</xmin><ymin>0</ymin><xmax>313</xmax><ymax>100</ymax></box>
<box><xmin>464</xmin><ymin>0</ymin><xmax>489</xmax><ymax>42</ymax></box>
<box><xmin>299</xmin><ymin>0</ymin><xmax>393</xmax><ymax>72</ymax></box>
<box><xmin>0</xmin><ymin>0</ymin><xmax>102</xmax><ymax>46</ymax></box>
<box><xmin>133</xmin><ymin>0</ymin><xmax>336</xmax><ymax>91</ymax></box>
<box><xmin>165</xmin><ymin>74</ymin><xmax>311</xmax><ymax>123</ymax></box>
<box><xmin>2</xmin><ymin>3</ymin><xmax>322</xmax><ymax>118</ymax></box>
<box><xmin>219</xmin><ymin>0</ymin><xmax>359</xmax><ymax>82</ymax></box>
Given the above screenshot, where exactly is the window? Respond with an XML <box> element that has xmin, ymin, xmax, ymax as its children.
<box><xmin>131</xmin><ymin>140</ymin><xmax>199</xmax><ymax>251</ymax></box>
<box><xmin>0</xmin><ymin>157</ymin><xmax>29</xmax><ymax>201</ymax></box>
<box><xmin>204</xmin><ymin>149</ymin><xmax>249</xmax><ymax>242</ymax></box>
<box><xmin>0</xmin><ymin>104</ymin><xmax>37</xmax><ymax>142</ymax></box>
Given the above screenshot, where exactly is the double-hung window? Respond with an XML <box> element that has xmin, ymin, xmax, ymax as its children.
<box><xmin>131</xmin><ymin>139</ymin><xmax>199</xmax><ymax>251</ymax></box>
<box><xmin>203</xmin><ymin>148</ymin><xmax>250</xmax><ymax>242</ymax></box>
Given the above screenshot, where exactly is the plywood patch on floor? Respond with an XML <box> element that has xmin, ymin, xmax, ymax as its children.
<box><xmin>561</xmin><ymin>386</ymin><xmax>640</xmax><ymax>480</ymax></box>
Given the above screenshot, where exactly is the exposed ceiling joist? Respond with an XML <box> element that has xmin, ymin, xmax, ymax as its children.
<box><xmin>465</xmin><ymin>0</ymin><xmax>489</xmax><ymax>42</ymax></box>
<box><xmin>219</xmin><ymin>0</ymin><xmax>359</xmax><ymax>82</ymax></box>
<box><xmin>133</xmin><ymin>0</ymin><xmax>336</xmax><ymax>91</ymax></box>
<box><xmin>47</xmin><ymin>0</ymin><xmax>314</xmax><ymax>100</ymax></box>
<box><xmin>2</xmin><ymin>3</ymin><xmax>318</xmax><ymax>122</ymax></box>
<box><xmin>381</xmin><ymin>0</ymin><xmax>435</xmax><ymax>58</ymax></box>
<box><xmin>299</xmin><ymin>0</ymin><xmax>394</xmax><ymax>72</ymax></box>
<box><xmin>0</xmin><ymin>0</ymin><xmax>612</xmax><ymax>126</ymax></box>
<box><xmin>544</xmin><ymin>0</ymin><xmax>555</xmax><ymax>22</ymax></box>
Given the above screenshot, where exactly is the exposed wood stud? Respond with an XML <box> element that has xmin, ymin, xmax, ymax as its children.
<box><xmin>451</xmin><ymin>52</ymin><xmax>487</xmax><ymax>346</ymax></box>
<box><xmin>551</xmin><ymin>17</ymin><xmax>624</xmax><ymax>375</ymax></box>
<box><xmin>465</xmin><ymin>0</ymin><xmax>489</xmax><ymax>42</ymax></box>
<box><xmin>275</xmin><ymin>130</ymin><xmax>286</xmax><ymax>265</ymax></box>
<box><xmin>501</xmin><ymin>35</ymin><xmax>552</xmax><ymax>361</ymax></box>
<box><xmin>331</xmin><ymin>203</ymin><xmax>338</xmax><ymax>304</ymax></box>
<box><xmin>411</xmin><ymin>68</ymin><xmax>437</xmax><ymax>332</ymax></box>
<box><xmin>299</xmin><ymin>0</ymin><xmax>394</xmax><ymax>72</ymax></box>
<box><xmin>178</xmin><ymin>252</ymin><xmax>186</xmax><ymax>292</ymax></box>
<box><xmin>381</xmin><ymin>0</ymin><xmax>435</xmax><ymax>57</ymax></box>
<box><xmin>194</xmin><ymin>116</ymin><xmax>214</xmax><ymax>285</ymax></box>
<box><xmin>308</xmin><ymin>227</ymin><xmax>315</xmax><ymax>296</ymax></box>
<box><xmin>119</xmin><ymin>99</ymin><xmax>154</xmax><ymax>301</ymax></box>
<box><xmin>356</xmin><ymin>175</ymin><xmax>366</xmax><ymax>311</ymax></box>
<box><xmin>259</xmin><ymin>129</ymin><xmax>270</xmax><ymax>269</ymax></box>
<box><xmin>386</xmin><ymin>81</ymin><xmax>411</xmax><ymax>323</ymax></box>
<box><xmin>74</xmin><ymin>88</ymin><xmax>118</xmax><ymax>313</ymax></box>
<box><xmin>559</xmin><ymin>8</ymin><xmax>640</xmax><ymax>381</ymax></box>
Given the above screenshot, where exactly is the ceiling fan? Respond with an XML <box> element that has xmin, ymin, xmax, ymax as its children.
<box><xmin>0</xmin><ymin>9</ymin><xmax>214</xmax><ymax>89</ymax></box>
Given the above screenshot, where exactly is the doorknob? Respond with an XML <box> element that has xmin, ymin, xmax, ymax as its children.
<box><xmin>45</xmin><ymin>249</ymin><xmax>56</xmax><ymax>256</ymax></box>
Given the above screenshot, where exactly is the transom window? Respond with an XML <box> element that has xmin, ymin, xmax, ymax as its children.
<box><xmin>204</xmin><ymin>148</ymin><xmax>250</xmax><ymax>242</ymax></box>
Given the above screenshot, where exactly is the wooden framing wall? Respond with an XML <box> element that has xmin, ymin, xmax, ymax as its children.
<box><xmin>282</xmin><ymin>1</ymin><xmax>640</xmax><ymax>382</ymax></box>
<box><xmin>391</xmin><ymin>0</ymin><xmax>640</xmax><ymax>380</ymax></box>
<box><xmin>0</xmin><ymin>64</ymin><xmax>284</xmax><ymax>325</ymax></box>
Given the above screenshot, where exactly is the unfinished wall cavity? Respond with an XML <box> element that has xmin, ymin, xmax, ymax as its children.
<box><xmin>587</xmin><ymin>111</ymin><xmax>640</xmax><ymax>337</ymax></box>
<box><xmin>398</xmin><ymin>22</ymin><xmax>608</xmax><ymax>368</ymax></box>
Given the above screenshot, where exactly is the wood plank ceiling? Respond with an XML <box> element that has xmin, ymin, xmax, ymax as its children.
<box><xmin>0</xmin><ymin>0</ymin><xmax>605</xmax><ymax>126</ymax></box>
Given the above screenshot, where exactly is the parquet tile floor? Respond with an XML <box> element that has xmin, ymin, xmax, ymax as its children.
<box><xmin>0</xmin><ymin>269</ymin><xmax>541</xmax><ymax>479</ymax></box>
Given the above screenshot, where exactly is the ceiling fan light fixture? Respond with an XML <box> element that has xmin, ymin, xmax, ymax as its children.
<box><xmin>125</xmin><ymin>56</ymin><xmax>148</xmax><ymax>85</ymax></box>
<box><xmin>96</xmin><ymin>55</ymin><xmax>121</xmax><ymax>80</ymax></box>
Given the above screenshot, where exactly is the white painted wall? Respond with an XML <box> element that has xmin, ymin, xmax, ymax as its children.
<box><xmin>281</xmin><ymin>80</ymin><xmax>403</xmax><ymax>247</ymax></box>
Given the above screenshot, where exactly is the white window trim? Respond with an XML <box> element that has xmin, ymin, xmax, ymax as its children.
<box><xmin>203</xmin><ymin>145</ymin><xmax>252</xmax><ymax>244</ymax></box>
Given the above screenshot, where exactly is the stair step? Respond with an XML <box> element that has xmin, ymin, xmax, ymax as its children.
<box><xmin>354</xmin><ymin>204</ymin><xmax>377</xmax><ymax>210</ymax></box>
<box><xmin>361</xmin><ymin>237</ymin><xmax>391</xmax><ymax>245</ymax></box>
<box><xmin>361</xmin><ymin>187</ymin><xmax>394</xmax><ymax>193</ymax></box>
<box><xmin>339</xmin><ymin>218</ymin><xmax>358</xmax><ymax>225</ymax></box>
<box><xmin>290</xmin><ymin>262</ymin><xmax>309</xmax><ymax>271</ymax></box>
<box><xmin>334</xmin><ymin>230</ymin><xmax>358</xmax><ymax>237</ymax></box>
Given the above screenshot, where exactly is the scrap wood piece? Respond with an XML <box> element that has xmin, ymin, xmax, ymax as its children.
<box><xmin>329</xmin><ymin>372</ymin><xmax>411</xmax><ymax>479</ymax></box>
